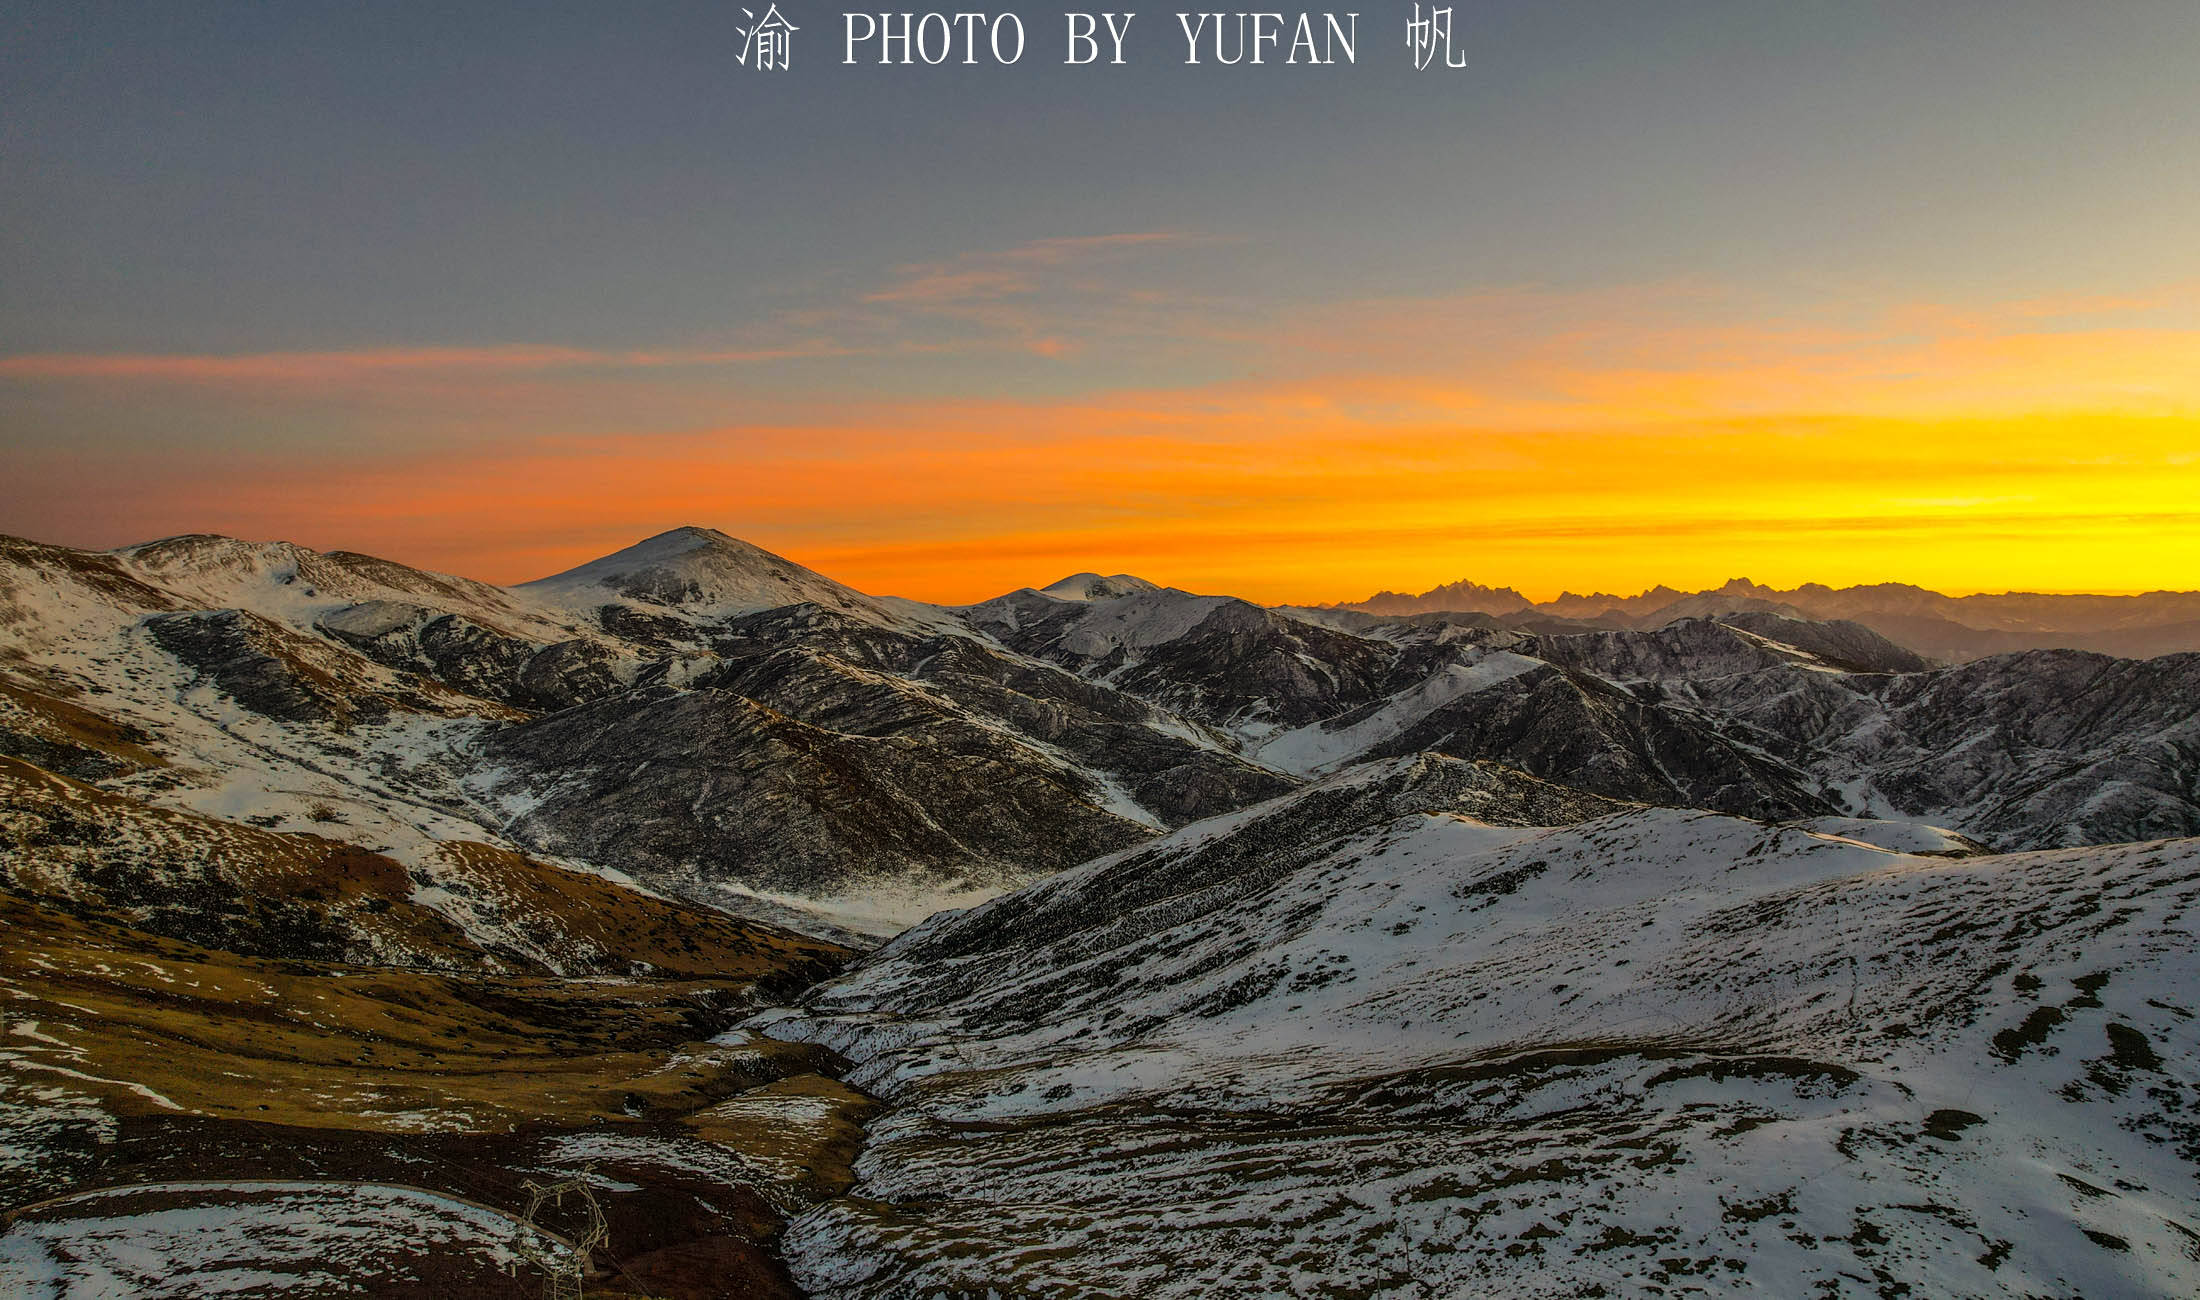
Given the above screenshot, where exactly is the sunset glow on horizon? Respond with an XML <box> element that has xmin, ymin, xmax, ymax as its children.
<box><xmin>5</xmin><ymin>3</ymin><xmax>2197</xmax><ymax>604</ymax></box>
<box><xmin>7</xmin><ymin>272</ymin><xmax>2197</xmax><ymax>605</ymax></box>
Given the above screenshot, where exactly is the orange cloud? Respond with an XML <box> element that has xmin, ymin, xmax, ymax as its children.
<box><xmin>865</xmin><ymin>231</ymin><xmax>1206</xmax><ymax>303</ymax></box>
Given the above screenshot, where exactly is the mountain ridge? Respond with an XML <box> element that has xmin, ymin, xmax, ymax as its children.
<box><xmin>1325</xmin><ymin>571</ymin><xmax>2200</xmax><ymax>662</ymax></box>
<box><xmin>8</xmin><ymin>525</ymin><xmax>2198</xmax><ymax>923</ymax></box>
<box><xmin>6</xmin><ymin>521</ymin><xmax>2200</xmax><ymax>1296</ymax></box>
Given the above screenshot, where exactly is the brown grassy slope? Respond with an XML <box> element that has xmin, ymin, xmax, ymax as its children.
<box><xmin>0</xmin><ymin>893</ymin><xmax>874</xmax><ymax>1298</ymax></box>
<box><xmin>0</xmin><ymin>893</ymin><xmax>841</xmax><ymax>1143</ymax></box>
<box><xmin>0</xmin><ymin>675</ymin><xmax>169</xmax><ymax>779</ymax></box>
<box><xmin>410</xmin><ymin>838</ymin><xmax>845</xmax><ymax>981</ymax></box>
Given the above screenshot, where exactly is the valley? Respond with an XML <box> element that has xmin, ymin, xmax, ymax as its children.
<box><xmin>0</xmin><ymin>868</ymin><xmax>868</xmax><ymax>1296</ymax></box>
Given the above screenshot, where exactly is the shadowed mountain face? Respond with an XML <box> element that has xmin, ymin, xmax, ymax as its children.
<box><xmin>479</xmin><ymin>685</ymin><xmax>1155</xmax><ymax>898</ymax></box>
<box><xmin>960</xmin><ymin>583</ymin><xmax>1453</xmax><ymax>732</ymax></box>
<box><xmin>965</xmin><ymin>574</ymin><xmax>2199</xmax><ymax>851</ymax></box>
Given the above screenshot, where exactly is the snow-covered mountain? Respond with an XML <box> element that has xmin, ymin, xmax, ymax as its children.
<box><xmin>6</xmin><ymin>526</ymin><xmax>2197</xmax><ymax>940</ymax></box>
<box><xmin>0</xmin><ymin>529</ymin><xmax>1288</xmax><ymax>940</ymax></box>
<box><xmin>517</xmin><ymin>525</ymin><xmax>950</xmax><ymax>635</ymax></box>
<box><xmin>1035</xmin><ymin>571</ymin><xmax>1163</xmax><ymax>602</ymax></box>
<box><xmin>120</xmin><ymin>533</ymin><xmax>583</xmax><ymax>642</ymax></box>
<box><xmin>7</xmin><ymin>522</ymin><xmax>2200</xmax><ymax>1297</ymax></box>
<box><xmin>760</xmin><ymin>761</ymin><xmax>2200</xmax><ymax>1297</ymax></box>
<box><xmin>1262</xmin><ymin>624</ymin><xmax>2200</xmax><ymax>850</ymax></box>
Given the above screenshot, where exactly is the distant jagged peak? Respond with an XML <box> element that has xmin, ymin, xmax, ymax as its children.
<box><xmin>1329</xmin><ymin>576</ymin><xmax>1531</xmax><ymax>616</ymax></box>
<box><xmin>1039</xmin><ymin>572</ymin><xmax>1164</xmax><ymax>602</ymax></box>
<box><xmin>1540</xmin><ymin>583</ymin><xmax>1687</xmax><ymax>615</ymax></box>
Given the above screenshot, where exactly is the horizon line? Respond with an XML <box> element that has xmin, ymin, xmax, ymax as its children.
<box><xmin>4</xmin><ymin>522</ymin><xmax>2187</xmax><ymax>608</ymax></box>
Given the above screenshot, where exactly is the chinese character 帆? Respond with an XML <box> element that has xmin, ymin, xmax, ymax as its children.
<box><xmin>738</xmin><ymin>4</ymin><xmax>801</xmax><ymax>69</ymax></box>
<box><xmin>1406</xmin><ymin>4</ymin><xmax>1464</xmax><ymax>70</ymax></box>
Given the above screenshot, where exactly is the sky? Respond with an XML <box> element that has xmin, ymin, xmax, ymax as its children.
<box><xmin>4</xmin><ymin>0</ymin><xmax>2198</xmax><ymax>603</ymax></box>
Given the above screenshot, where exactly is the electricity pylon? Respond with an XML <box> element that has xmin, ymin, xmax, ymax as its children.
<box><xmin>504</xmin><ymin>1173</ymin><xmax>608</xmax><ymax>1300</ymax></box>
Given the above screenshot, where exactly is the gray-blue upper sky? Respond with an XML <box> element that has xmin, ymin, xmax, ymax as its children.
<box><xmin>8</xmin><ymin>0</ymin><xmax>2197</xmax><ymax>358</ymax></box>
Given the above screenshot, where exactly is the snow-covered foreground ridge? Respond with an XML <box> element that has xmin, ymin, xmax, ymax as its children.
<box><xmin>760</xmin><ymin>762</ymin><xmax>2200</xmax><ymax>1297</ymax></box>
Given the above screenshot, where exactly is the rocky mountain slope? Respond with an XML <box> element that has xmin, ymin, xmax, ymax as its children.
<box><xmin>985</xmin><ymin>574</ymin><xmax>2200</xmax><ymax>850</ymax></box>
<box><xmin>0</xmin><ymin>755</ymin><xmax>839</xmax><ymax>979</ymax></box>
<box><xmin>1293</xmin><ymin>631</ymin><xmax>2200</xmax><ymax>851</ymax></box>
<box><xmin>759</xmin><ymin>761</ymin><xmax>2200</xmax><ymax>1297</ymax></box>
